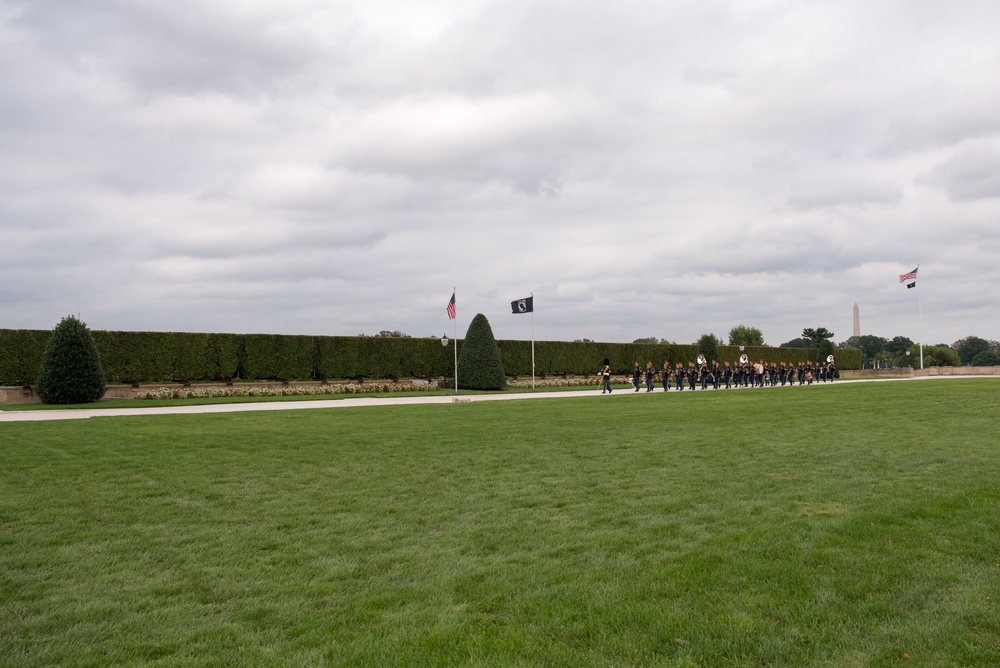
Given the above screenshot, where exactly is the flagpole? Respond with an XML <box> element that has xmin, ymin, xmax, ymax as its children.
<box><xmin>453</xmin><ymin>286</ymin><xmax>458</xmax><ymax>394</ymax></box>
<box><xmin>531</xmin><ymin>291</ymin><xmax>535</xmax><ymax>389</ymax></box>
<box><xmin>917</xmin><ymin>265</ymin><xmax>923</xmax><ymax>369</ymax></box>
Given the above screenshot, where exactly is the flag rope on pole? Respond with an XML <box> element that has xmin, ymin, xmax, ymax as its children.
<box><xmin>510</xmin><ymin>294</ymin><xmax>535</xmax><ymax>388</ymax></box>
<box><xmin>898</xmin><ymin>265</ymin><xmax>923</xmax><ymax>369</ymax></box>
<box><xmin>453</xmin><ymin>287</ymin><xmax>458</xmax><ymax>393</ymax></box>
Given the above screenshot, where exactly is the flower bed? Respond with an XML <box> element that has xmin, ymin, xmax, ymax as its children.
<box><xmin>506</xmin><ymin>376</ymin><xmax>626</xmax><ymax>389</ymax></box>
<box><xmin>133</xmin><ymin>382</ymin><xmax>440</xmax><ymax>400</ymax></box>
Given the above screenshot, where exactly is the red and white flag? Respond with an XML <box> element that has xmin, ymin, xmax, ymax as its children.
<box><xmin>898</xmin><ymin>267</ymin><xmax>918</xmax><ymax>283</ymax></box>
<box><xmin>446</xmin><ymin>291</ymin><xmax>456</xmax><ymax>320</ymax></box>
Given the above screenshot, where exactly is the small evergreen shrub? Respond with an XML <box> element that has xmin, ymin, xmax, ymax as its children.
<box><xmin>816</xmin><ymin>340</ymin><xmax>836</xmax><ymax>364</ymax></box>
<box><xmin>36</xmin><ymin>316</ymin><xmax>106</xmax><ymax>404</ymax></box>
<box><xmin>457</xmin><ymin>314</ymin><xmax>506</xmax><ymax>390</ymax></box>
<box><xmin>697</xmin><ymin>333</ymin><xmax>721</xmax><ymax>363</ymax></box>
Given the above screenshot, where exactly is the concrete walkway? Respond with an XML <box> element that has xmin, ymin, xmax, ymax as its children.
<box><xmin>0</xmin><ymin>375</ymin><xmax>985</xmax><ymax>423</ymax></box>
<box><xmin>0</xmin><ymin>389</ymin><xmax>615</xmax><ymax>422</ymax></box>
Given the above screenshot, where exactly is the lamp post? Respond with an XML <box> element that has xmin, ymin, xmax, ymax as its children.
<box><xmin>441</xmin><ymin>334</ymin><xmax>448</xmax><ymax>385</ymax></box>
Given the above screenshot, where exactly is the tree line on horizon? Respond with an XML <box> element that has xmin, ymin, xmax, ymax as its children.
<box><xmin>626</xmin><ymin>325</ymin><xmax>998</xmax><ymax>369</ymax></box>
<box><xmin>362</xmin><ymin>325</ymin><xmax>997</xmax><ymax>369</ymax></box>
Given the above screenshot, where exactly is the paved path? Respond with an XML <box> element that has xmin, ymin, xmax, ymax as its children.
<box><xmin>0</xmin><ymin>375</ymin><xmax>981</xmax><ymax>423</ymax></box>
<box><xmin>0</xmin><ymin>389</ymin><xmax>621</xmax><ymax>421</ymax></box>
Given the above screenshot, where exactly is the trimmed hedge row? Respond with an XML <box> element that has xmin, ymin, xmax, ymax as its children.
<box><xmin>0</xmin><ymin>329</ymin><xmax>50</xmax><ymax>385</ymax></box>
<box><xmin>0</xmin><ymin>328</ymin><xmax>862</xmax><ymax>386</ymax></box>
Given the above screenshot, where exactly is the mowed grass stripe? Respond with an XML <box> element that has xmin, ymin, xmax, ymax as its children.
<box><xmin>1</xmin><ymin>380</ymin><xmax>998</xmax><ymax>666</ymax></box>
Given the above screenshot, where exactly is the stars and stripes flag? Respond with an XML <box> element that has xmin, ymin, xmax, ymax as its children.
<box><xmin>446</xmin><ymin>291</ymin><xmax>456</xmax><ymax>320</ymax></box>
<box><xmin>899</xmin><ymin>267</ymin><xmax>918</xmax><ymax>283</ymax></box>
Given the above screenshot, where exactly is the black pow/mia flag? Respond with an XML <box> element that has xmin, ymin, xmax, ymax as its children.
<box><xmin>511</xmin><ymin>296</ymin><xmax>533</xmax><ymax>314</ymax></box>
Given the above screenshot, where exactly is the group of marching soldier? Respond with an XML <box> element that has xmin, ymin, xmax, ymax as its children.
<box><xmin>605</xmin><ymin>356</ymin><xmax>838</xmax><ymax>393</ymax></box>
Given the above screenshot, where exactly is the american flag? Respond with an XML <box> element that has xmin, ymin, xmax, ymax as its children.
<box><xmin>898</xmin><ymin>267</ymin><xmax>918</xmax><ymax>283</ymax></box>
<box><xmin>446</xmin><ymin>291</ymin><xmax>456</xmax><ymax>320</ymax></box>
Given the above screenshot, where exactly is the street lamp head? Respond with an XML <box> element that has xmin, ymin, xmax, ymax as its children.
<box><xmin>441</xmin><ymin>334</ymin><xmax>449</xmax><ymax>347</ymax></box>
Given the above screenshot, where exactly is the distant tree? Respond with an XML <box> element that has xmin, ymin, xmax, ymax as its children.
<box><xmin>697</xmin><ymin>333</ymin><xmax>721</xmax><ymax>362</ymax></box>
<box><xmin>923</xmin><ymin>345</ymin><xmax>960</xmax><ymax>367</ymax></box>
<box><xmin>574</xmin><ymin>338</ymin><xmax>594</xmax><ymax>343</ymax></box>
<box><xmin>632</xmin><ymin>337</ymin><xmax>659</xmax><ymax>344</ymax></box>
<box><xmin>457</xmin><ymin>313</ymin><xmax>506</xmax><ymax>390</ymax></box>
<box><xmin>883</xmin><ymin>336</ymin><xmax>916</xmax><ymax>367</ymax></box>
<box><xmin>816</xmin><ymin>339</ymin><xmax>836</xmax><ymax>363</ymax></box>
<box><xmin>841</xmin><ymin>335</ymin><xmax>888</xmax><ymax>366</ymax></box>
<box><xmin>728</xmin><ymin>325</ymin><xmax>765</xmax><ymax>347</ymax></box>
<box><xmin>802</xmin><ymin>327</ymin><xmax>835</xmax><ymax>347</ymax></box>
<box><xmin>36</xmin><ymin>315</ymin><xmax>106</xmax><ymax>404</ymax></box>
<box><xmin>970</xmin><ymin>350</ymin><xmax>1000</xmax><ymax>366</ymax></box>
<box><xmin>951</xmin><ymin>336</ymin><xmax>990</xmax><ymax>365</ymax></box>
<box><xmin>779</xmin><ymin>337</ymin><xmax>812</xmax><ymax>348</ymax></box>
<box><xmin>885</xmin><ymin>336</ymin><xmax>914</xmax><ymax>355</ymax></box>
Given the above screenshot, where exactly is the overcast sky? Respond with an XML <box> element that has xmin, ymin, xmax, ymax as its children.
<box><xmin>2</xmin><ymin>0</ymin><xmax>998</xmax><ymax>347</ymax></box>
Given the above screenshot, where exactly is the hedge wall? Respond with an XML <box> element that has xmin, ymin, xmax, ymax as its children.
<box><xmin>0</xmin><ymin>329</ymin><xmax>50</xmax><ymax>384</ymax></box>
<box><xmin>0</xmin><ymin>328</ymin><xmax>863</xmax><ymax>386</ymax></box>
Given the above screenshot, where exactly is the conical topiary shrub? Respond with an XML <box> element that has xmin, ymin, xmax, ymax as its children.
<box><xmin>36</xmin><ymin>315</ymin><xmax>107</xmax><ymax>404</ymax></box>
<box><xmin>457</xmin><ymin>313</ymin><xmax>506</xmax><ymax>390</ymax></box>
<box><xmin>697</xmin><ymin>333</ymin><xmax>720</xmax><ymax>363</ymax></box>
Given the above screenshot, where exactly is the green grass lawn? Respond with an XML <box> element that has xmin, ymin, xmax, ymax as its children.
<box><xmin>2</xmin><ymin>380</ymin><xmax>998</xmax><ymax>666</ymax></box>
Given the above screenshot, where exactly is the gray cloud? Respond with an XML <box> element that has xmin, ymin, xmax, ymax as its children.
<box><xmin>2</xmin><ymin>0</ymin><xmax>1000</xmax><ymax>347</ymax></box>
<box><xmin>922</xmin><ymin>141</ymin><xmax>1000</xmax><ymax>201</ymax></box>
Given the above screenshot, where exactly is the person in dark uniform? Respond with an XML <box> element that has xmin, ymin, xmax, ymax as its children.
<box><xmin>645</xmin><ymin>361</ymin><xmax>655</xmax><ymax>392</ymax></box>
<box><xmin>723</xmin><ymin>361</ymin><xmax>732</xmax><ymax>389</ymax></box>
<box><xmin>632</xmin><ymin>361</ymin><xmax>641</xmax><ymax>392</ymax></box>
<box><xmin>675</xmin><ymin>363</ymin><xmax>685</xmax><ymax>391</ymax></box>
<box><xmin>688</xmin><ymin>361</ymin><xmax>697</xmax><ymax>390</ymax></box>
<box><xmin>661</xmin><ymin>360</ymin><xmax>671</xmax><ymax>391</ymax></box>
